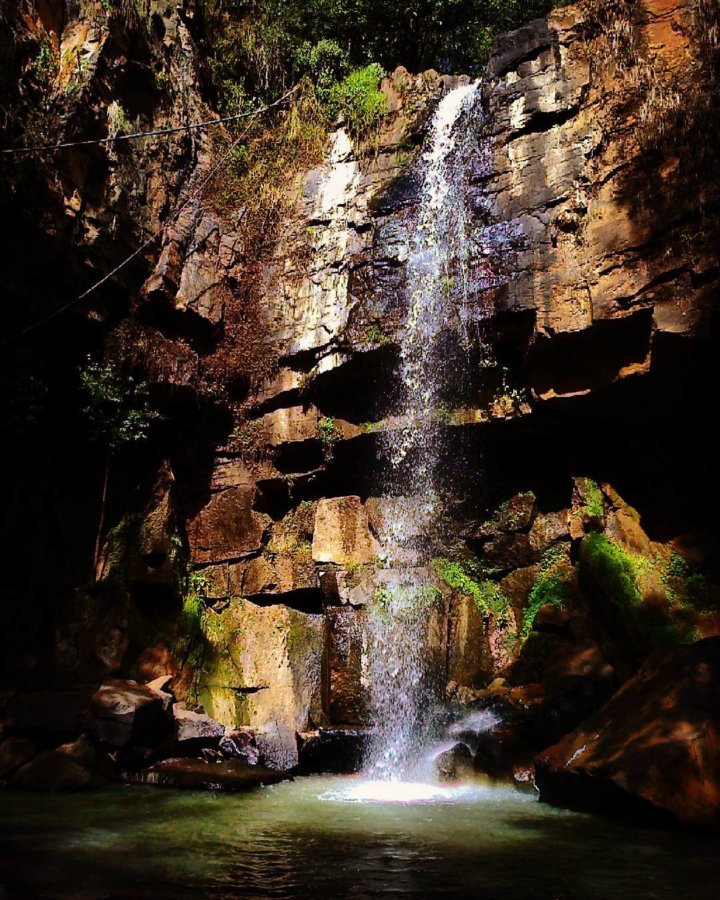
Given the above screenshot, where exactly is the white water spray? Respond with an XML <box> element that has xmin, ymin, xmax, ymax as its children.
<box><xmin>361</xmin><ymin>82</ymin><xmax>483</xmax><ymax>786</ymax></box>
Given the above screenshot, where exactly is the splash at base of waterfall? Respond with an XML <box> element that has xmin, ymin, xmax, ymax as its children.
<box><xmin>319</xmin><ymin>779</ymin><xmax>488</xmax><ymax>805</ymax></box>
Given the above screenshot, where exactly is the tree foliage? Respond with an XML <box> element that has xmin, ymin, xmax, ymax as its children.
<box><xmin>79</xmin><ymin>357</ymin><xmax>157</xmax><ymax>451</ymax></box>
<box><xmin>199</xmin><ymin>0</ymin><xmax>571</xmax><ymax>102</ymax></box>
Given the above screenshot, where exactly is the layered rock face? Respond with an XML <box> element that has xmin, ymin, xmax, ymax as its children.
<box><xmin>1</xmin><ymin>0</ymin><xmax>719</xmax><ymax>819</ymax></box>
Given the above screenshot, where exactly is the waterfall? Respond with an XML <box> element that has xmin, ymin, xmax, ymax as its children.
<box><xmin>363</xmin><ymin>82</ymin><xmax>482</xmax><ymax>783</ymax></box>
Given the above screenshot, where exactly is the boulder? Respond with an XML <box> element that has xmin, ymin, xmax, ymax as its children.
<box><xmin>535</xmin><ymin>638</ymin><xmax>720</xmax><ymax>830</ymax></box>
<box><xmin>173</xmin><ymin>705</ymin><xmax>225</xmax><ymax>754</ymax></box>
<box><xmin>135</xmin><ymin>758</ymin><xmax>290</xmax><ymax>791</ymax></box>
<box><xmin>145</xmin><ymin>675</ymin><xmax>174</xmax><ymax>696</ymax></box>
<box><xmin>219</xmin><ymin>728</ymin><xmax>260</xmax><ymax>765</ymax></box>
<box><xmin>9</xmin><ymin>751</ymin><xmax>98</xmax><ymax>791</ymax></box>
<box><xmin>435</xmin><ymin>743</ymin><xmax>474</xmax><ymax>783</ymax></box>
<box><xmin>193</xmin><ymin>599</ymin><xmax>324</xmax><ymax>767</ymax></box>
<box><xmin>473</xmin><ymin>725</ymin><xmax>522</xmax><ymax>781</ymax></box>
<box><xmin>528</xmin><ymin>512</ymin><xmax>569</xmax><ymax>554</ymax></box>
<box><xmin>0</xmin><ymin>737</ymin><xmax>37</xmax><ymax>779</ymax></box>
<box><xmin>91</xmin><ymin>679</ymin><xmax>173</xmax><ymax>748</ymax></box>
<box><xmin>56</xmin><ymin>734</ymin><xmax>117</xmax><ymax>782</ymax></box>
<box><xmin>255</xmin><ymin>723</ymin><xmax>299</xmax><ymax>770</ymax></box>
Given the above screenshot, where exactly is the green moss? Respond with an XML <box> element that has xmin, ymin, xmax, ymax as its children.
<box><xmin>432</xmin><ymin>557</ymin><xmax>510</xmax><ymax>624</ymax></box>
<box><xmin>579</xmin><ymin>533</ymin><xmax>688</xmax><ymax>648</ymax></box>
<box><xmin>575</xmin><ymin>477</ymin><xmax>604</xmax><ymax>527</ymax></box>
<box><xmin>522</xmin><ymin>545</ymin><xmax>573</xmax><ymax>639</ymax></box>
<box><xmin>579</xmin><ymin>533</ymin><xmax>641</xmax><ymax>612</ymax></box>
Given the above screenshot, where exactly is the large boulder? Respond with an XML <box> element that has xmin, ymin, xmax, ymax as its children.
<box><xmin>91</xmin><ymin>679</ymin><xmax>173</xmax><ymax>748</ymax></box>
<box><xmin>9</xmin><ymin>751</ymin><xmax>95</xmax><ymax>791</ymax></box>
<box><xmin>535</xmin><ymin>638</ymin><xmax>720</xmax><ymax>830</ymax></box>
<box><xmin>193</xmin><ymin>599</ymin><xmax>324</xmax><ymax>769</ymax></box>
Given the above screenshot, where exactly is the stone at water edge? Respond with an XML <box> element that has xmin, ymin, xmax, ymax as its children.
<box><xmin>135</xmin><ymin>758</ymin><xmax>290</xmax><ymax>791</ymax></box>
<box><xmin>173</xmin><ymin>704</ymin><xmax>225</xmax><ymax>754</ymax></box>
<box><xmin>435</xmin><ymin>743</ymin><xmax>474</xmax><ymax>783</ymax></box>
<box><xmin>534</xmin><ymin>637</ymin><xmax>720</xmax><ymax>830</ymax></box>
<box><xmin>219</xmin><ymin>728</ymin><xmax>260</xmax><ymax>765</ymax></box>
<box><xmin>9</xmin><ymin>751</ymin><xmax>100</xmax><ymax>791</ymax></box>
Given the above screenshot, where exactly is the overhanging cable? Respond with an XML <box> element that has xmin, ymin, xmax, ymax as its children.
<box><xmin>1</xmin><ymin>86</ymin><xmax>297</xmax><ymax>155</ymax></box>
<box><xmin>1</xmin><ymin>86</ymin><xmax>297</xmax><ymax>344</ymax></box>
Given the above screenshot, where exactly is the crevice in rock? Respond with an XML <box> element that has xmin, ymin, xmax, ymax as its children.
<box><xmin>246</xmin><ymin>589</ymin><xmax>325</xmax><ymax>615</ymax></box>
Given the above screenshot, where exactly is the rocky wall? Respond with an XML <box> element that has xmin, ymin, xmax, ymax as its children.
<box><xmin>2</xmin><ymin>0</ymin><xmax>719</xmax><ymax>799</ymax></box>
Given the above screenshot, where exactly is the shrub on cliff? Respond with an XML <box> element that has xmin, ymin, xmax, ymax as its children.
<box><xmin>326</xmin><ymin>64</ymin><xmax>387</xmax><ymax>137</ymax></box>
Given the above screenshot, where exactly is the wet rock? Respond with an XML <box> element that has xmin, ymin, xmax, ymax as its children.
<box><xmin>9</xmin><ymin>751</ymin><xmax>99</xmax><ymax>792</ymax></box>
<box><xmin>435</xmin><ymin>743</ymin><xmax>474</xmax><ymax>783</ymax></box>
<box><xmin>255</xmin><ymin>723</ymin><xmax>299</xmax><ymax>770</ymax></box>
<box><xmin>476</xmin><ymin>492</ymin><xmax>537</xmax><ymax>538</ymax></box>
<box><xmin>200</xmin><ymin>749</ymin><xmax>224</xmax><ymax>763</ymax></box>
<box><xmin>528</xmin><ymin>512</ymin><xmax>570</xmax><ymax>554</ymax></box>
<box><xmin>325</xmin><ymin>607</ymin><xmax>370</xmax><ymax>725</ymax></box>
<box><xmin>535</xmin><ymin>638</ymin><xmax>720</xmax><ymax>830</ymax></box>
<box><xmin>473</xmin><ymin>725</ymin><xmax>521</xmax><ymax>781</ymax></box>
<box><xmin>173</xmin><ymin>705</ymin><xmax>225</xmax><ymax>754</ymax></box>
<box><xmin>91</xmin><ymin>679</ymin><xmax>173</xmax><ymax>748</ymax></box>
<box><xmin>136</xmin><ymin>758</ymin><xmax>290</xmax><ymax>791</ymax></box>
<box><xmin>0</xmin><ymin>737</ymin><xmax>37</xmax><ymax>780</ymax></box>
<box><xmin>448</xmin><ymin>595</ymin><xmax>494</xmax><ymax>689</ymax></box>
<box><xmin>297</xmin><ymin>728</ymin><xmax>371</xmax><ymax>774</ymax></box>
<box><xmin>312</xmin><ymin>497</ymin><xmax>379</xmax><ymax>566</ymax></box>
<box><xmin>219</xmin><ymin>729</ymin><xmax>260</xmax><ymax>765</ymax></box>
<box><xmin>482</xmin><ymin>533</ymin><xmax>538</xmax><ymax>573</ymax></box>
<box><xmin>56</xmin><ymin>734</ymin><xmax>117</xmax><ymax>782</ymax></box>
<box><xmin>194</xmin><ymin>599</ymin><xmax>324</xmax><ymax>762</ymax></box>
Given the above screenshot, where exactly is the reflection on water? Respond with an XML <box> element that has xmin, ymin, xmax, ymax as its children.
<box><xmin>0</xmin><ymin>778</ymin><xmax>718</xmax><ymax>899</ymax></box>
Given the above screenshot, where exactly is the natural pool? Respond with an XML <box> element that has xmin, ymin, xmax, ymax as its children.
<box><xmin>1</xmin><ymin>778</ymin><xmax>718</xmax><ymax>899</ymax></box>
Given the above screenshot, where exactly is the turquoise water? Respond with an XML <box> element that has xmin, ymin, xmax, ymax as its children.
<box><xmin>0</xmin><ymin>777</ymin><xmax>718</xmax><ymax>899</ymax></box>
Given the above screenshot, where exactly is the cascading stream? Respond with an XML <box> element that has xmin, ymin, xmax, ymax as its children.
<box><xmin>363</xmin><ymin>82</ymin><xmax>483</xmax><ymax>784</ymax></box>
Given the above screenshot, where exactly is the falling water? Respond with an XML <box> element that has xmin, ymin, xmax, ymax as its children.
<box><xmin>363</xmin><ymin>82</ymin><xmax>483</xmax><ymax>784</ymax></box>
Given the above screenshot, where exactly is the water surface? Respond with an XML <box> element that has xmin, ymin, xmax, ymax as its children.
<box><xmin>1</xmin><ymin>777</ymin><xmax>718</xmax><ymax>899</ymax></box>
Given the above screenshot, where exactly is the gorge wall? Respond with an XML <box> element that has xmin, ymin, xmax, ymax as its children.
<box><xmin>1</xmin><ymin>0</ymin><xmax>719</xmax><ymax>818</ymax></box>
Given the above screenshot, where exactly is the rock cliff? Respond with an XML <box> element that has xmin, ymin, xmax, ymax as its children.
<box><xmin>1</xmin><ymin>0</ymin><xmax>719</xmax><ymax>820</ymax></box>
